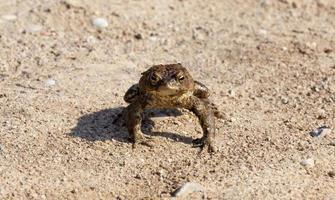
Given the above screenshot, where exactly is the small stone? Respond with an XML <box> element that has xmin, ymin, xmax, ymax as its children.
<box><xmin>86</xmin><ymin>36</ymin><xmax>96</xmax><ymax>44</ymax></box>
<box><xmin>45</xmin><ymin>79</ymin><xmax>56</xmax><ymax>86</ymax></box>
<box><xmin>134</xmin><ymin>174</ymin><xmax>142</xmax><ymax>179</ymax></box>
<box><xmin>309</xmin><ymin>126</ymin><xmax>331</xmax><ymax>138</ymax></box>
<box><xmin>300</xmin><ymin>158</ymin><xmax>314</xmax><ymax>167</ymax></box>
<box><xmin>1</xmin><ymin>14</ymin><xmax>17</xmax><ymax>21</ymax></box>
<box><xmin>149</xmin><ymin>36</ymin><xmax>157</xmax><ymax>42</ymax></box>
<box><xmin>91</xmin><ymin>17</ymin><xmax>108</xmax><ymax>28</ymax></box>
<box><xmin>134</xmin><ymin>33</ymin><xmax>142</xmax><ymax>40</ymax></box>
<box><xmin>311</xmin><ymin>85</ymin><xmax>320</xmax><ymax>92</ymax></box>
<box><xmin>328</xmin><ymin>171</ymin><xmax>335</xmax><ymax>178</ymax></box>
<box><xmin>259</xmin><ymin>29</ymin><xmax>267</xmax><ymax>35</ymax></box>
<box><xmin>192</xmin><ymin>27</ymin><xmax>207</xmax><ymax>41</ymax></box>
<box><xmin>317</xmin><ymin>109</ymin><xmax>327</xmax><ymax>119</ymax></box>
<box><xmin>306</xmin><ymin>42</ymin><xmax>317</xmax><ymax>49</ymax></box>
<box><xmin>172</xmin><ymin>182</ymin><xmax>204</xmax><ymax>197</ymax></box>
<box><xmin>280</xmin><ymin>96</ymin><xmax>289</xmax><ymax>104</ymax></box>
<box><xmin>228</xmin><ymin>89</ymin><xmax>235</xmax><ymax>97</ymax></box>
<box><xmin>157</xmin><ymin>169</ymin><xmax>165</xmax><ymax>180</ymax></box>
<box><xmin>324</xmin><ymin>48</ymin><xmax>333</xmax><ymax>54</ymax></box>
<box><xmin>25</xmin><ymin>24</ymin><xmax>43</xmax><ymax>33</ymax></box>
<box><xmin>228</xmin><ymin>117</ymin><xmax>236</xmax><ymax>123</ymax></box>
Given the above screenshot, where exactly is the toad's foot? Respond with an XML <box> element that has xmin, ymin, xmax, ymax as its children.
<box><xmin>192</xmin><ymin>137</ymin><xmax>217</xmax><ymax>153</ymax></box>
<box><xmin>130</xmin><ymin>134</ymin><xmax>157</xmax><ymax>148</ymax></box>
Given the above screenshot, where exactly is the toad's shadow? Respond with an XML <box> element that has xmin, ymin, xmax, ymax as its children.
<box><xmin>69</xmin><ymin>107</ymin><xmax>193</xmax><ymax>144</ymax></box>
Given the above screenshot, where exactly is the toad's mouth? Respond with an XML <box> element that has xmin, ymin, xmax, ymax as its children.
<box><xmin>154</xmin><ymin>85</ymin><xmax>184</xmax><ymax>96</ymax></box>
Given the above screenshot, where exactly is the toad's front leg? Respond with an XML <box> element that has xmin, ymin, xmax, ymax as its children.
<box><xmin>187</xmin><ymin>96</ymin><xmax>217</xmax><ymax>153</ymax></box>
<box><xmin>125</xmin><ymin>101</ymin><xmax>154</xmax><ymax>147</ymax></box>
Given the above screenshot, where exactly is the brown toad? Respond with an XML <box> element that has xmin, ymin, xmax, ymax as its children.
<box><xmin>122</xmin><ymin>63</ymin><xmax>222</xmax><ymax>152</ymax></box>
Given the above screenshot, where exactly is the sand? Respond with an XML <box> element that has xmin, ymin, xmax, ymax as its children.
<box><xmin>0</xmin><ymin>0</ymin><xmax>335</xmax><ymax>199</ymax></box>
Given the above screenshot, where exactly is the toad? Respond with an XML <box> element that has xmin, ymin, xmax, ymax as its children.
<box><xmin>122</xmin><ymin>63</ymin><xmax>222</xmax><ymax>152</ymax></box>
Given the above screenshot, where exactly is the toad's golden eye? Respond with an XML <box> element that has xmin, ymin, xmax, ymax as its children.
<box><xmin>178</xmin><ymin>76</ymin><xmax>185</xmax><ymax>81</ymax></box>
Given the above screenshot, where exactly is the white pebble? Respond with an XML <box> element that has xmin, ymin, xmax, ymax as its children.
<box><xmin>228</xmin><ymin>117</ymin><xmax>236</xmax><ymax>122</ymax></box>
<box><xmin>149</xmin><ymin>36</ymin><xmax>157</xmax><ymax>42</ymax></box>
<box><xmin>25</xmin><ymin>24</ymin><xmax>43</xmax><ymax>33</ymax></box>
<box><xmin>86</xmin><ymin>35</ymin><xmax>96</xmax><ymax>44</ymax></box>
<box><xmin>91</xmin><ymin>17</ymin><xmax>108</xmax><ymax>28</ymax></box>
<box><xmin>45</xmin><ymin>79</ymin><xmax>56</xmax><ymax>86</ymax></box>
<box><xmin>300</xmin><ymin>158</ymin><xmax>314</xmax><ymax>167</ymax></box>
<box><xmin>172</xmin><ymin>182</ymin><xmax>204</xmax><ymax>197</ymax></box>
<box><xmin>280</xmin><ymin>96</ymin><xmax>289</xmax><ymax>104</ymax></box>
<box><xmin>259</xmin><ymin>29</ymin><xmax>267</xmax><ymax>35</ymax></box>
<box><xmin>1</xmin><ymin>14</ymin><xmax>17</xmax><ymax>21</ymax></box>
<box><xmin>306</xmin><ymin>42</ymin><xmax>317</xmax><ymax>49</ymax></box>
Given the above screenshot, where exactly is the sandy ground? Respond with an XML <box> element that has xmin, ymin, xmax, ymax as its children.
<box><xmin>1</xmin><ymin>0</ymin><xmax>335</xmax><ymax>199</ymax></box>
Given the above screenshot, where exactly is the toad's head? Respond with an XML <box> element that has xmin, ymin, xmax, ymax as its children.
<box><xmin>139</xmin><ymin>63</ymin><xmax>195</xmax><ymax>96</ymax></box>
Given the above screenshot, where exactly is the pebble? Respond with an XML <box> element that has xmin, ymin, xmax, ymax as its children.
<box><xmin>280</xmin><ymin>96</ymin><xmax>289</xmax><ymax>104</ymax></box>
<box><xmin>25</xmin><ymin>24</ymin><xmax>43</xmax><ymax>33</ymax></box>
<box><xmin>317</xmin><ymin>109</ymin><xmax>327</xmax><ymax>119</ymax></box>
<box><xmin>306</xmin><ymin>42</ymin><xmax>317</xmax><ymax>49</ymax></box>
<box><xmin>259</xmin><ymin>29</ymin><xmax>267</xmax><ymax>35</ymax></box>
<box><xmin>228</xmin><ymin>117</ymin><xmax>236</xmax><ymax>123</ymax></box>
<box><xmin>149</xmin><ymin>36</ymin><xmax>157</xmax><ymax>42</ymax></box>
<box><xmin>91</xmin><ymin>17</ymin><xmax>108</xmax><ymax>28</ymax></box>
<box><xmin>192</xmin><ymin>27</ymin><xmax>207</xmax><ymax>41</ymax></box>
<box><xmin>1</xmin><ymin>14</ymin><xmax>17</xmax><ymax>21</ymax></box>
<box><xmin>228</xmin><ymin>89</ymin><xmax>235</xmax><ymax>97</ymax></box>
<box><xmin>45</xmin><ymin>79</ymin><xmax>56</xmax><ymax>86</ymax></box>
<box><xmin>300</xmin><ymin>158</ymin><xmax>314</xmax><ymax>167</ymax></box>
<box><xmin>134</xmin><ymin>33</ymin><xmax>142</xmax><ymax>40</ymax></box>
<box><xmin>86</xmin><ymin>35</ymin><xmax>96</xmax><ymax>44</ymax></box>
<box><xmin>172</xmin><ymin>182</ymin><xmax>204</xmax><ymax>197</ymax></box>
<box><xmin>309</xmin><ymin>126</ymin><xmax>331</xmax><ymax>138</ymax></box>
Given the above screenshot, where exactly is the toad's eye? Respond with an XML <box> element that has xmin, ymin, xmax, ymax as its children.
<box><xmin>150</xmin><ymin>73</ymin><xmax>160</xmax><ymax>84</ymax></box>
<box><xmin>178</xmin><ymin>76</ymin><xmax>185</xmax><ymax>81</ymax></box>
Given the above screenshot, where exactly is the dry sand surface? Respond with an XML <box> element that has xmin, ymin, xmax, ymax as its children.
<box><xmin>1</xmin><ymin>0</ymin><xmax>335</xmax><ymax>199</ymax></box>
